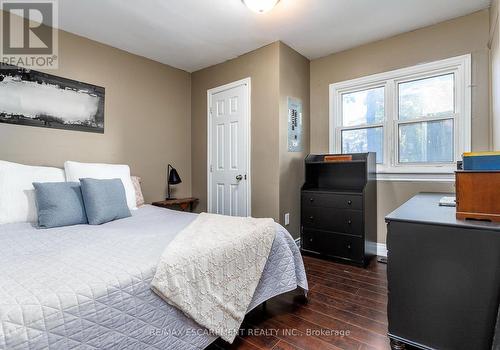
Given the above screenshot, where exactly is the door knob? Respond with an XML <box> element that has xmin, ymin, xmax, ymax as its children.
<box><xmin>236</xmin><ymin>174</ymin><xmax>243</xmax><ymax>181</ymax></box>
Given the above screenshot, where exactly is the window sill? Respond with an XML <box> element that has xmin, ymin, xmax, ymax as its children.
<box><xmin>375</xmin><ymin>172</ymin><xmax>455</xmax><ymax>182</ymax></box>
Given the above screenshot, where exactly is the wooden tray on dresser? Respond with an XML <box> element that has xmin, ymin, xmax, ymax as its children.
<box><xmin>456</xmin><ymin>171</ymin><xmax>500</xmax><ymax>222</ymax></box>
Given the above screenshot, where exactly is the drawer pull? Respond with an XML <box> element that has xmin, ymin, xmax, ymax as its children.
<box><xmin>347</xmin><ymin>200</ymin><xmax>352</xmax><ymax>205</ymax></box>
<box><xmin>309</xmin><ymin>197</ymin><xmax>314</xmax><ymax>202</ymax></box>
<box><xmin>347</xmin><ymin>219</ymin><xmax>352</xmax><ymax>225</ymax></box>
<box><xmin>308</xmin><ymin>216</ymin><xmax>314</xmax><ymax>221</ymax></box>
<box><xmin>347</xmin><ymin>244</ymin><xmax>352</xmax><ymax>249</ymax></box>
<box><xmin>309</xmin><ymin>238</ymin><xmax>313</xmax><ymax>242</ymax></box>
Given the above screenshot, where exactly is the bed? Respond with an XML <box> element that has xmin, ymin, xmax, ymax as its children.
<box><xmin>0</xmin><ymin>205</ymin><xmax>308</xmax><ymax>349</ymax></box>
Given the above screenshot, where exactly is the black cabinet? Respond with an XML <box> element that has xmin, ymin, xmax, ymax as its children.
<box><xmin>300</xmin><ymin>153</ymin><xmax>377</xmax><ymax>267</ymax></box>
<box><xmin>385</xmin><ymin>193</ymin><xmax>500</xmax><ymax>350</ymax></box>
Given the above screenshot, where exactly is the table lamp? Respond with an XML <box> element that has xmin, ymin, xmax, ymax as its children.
<box><xmin>167</xmin><ymin>164</ymin><xmax>181</xmax><ymax>199</ymax></box>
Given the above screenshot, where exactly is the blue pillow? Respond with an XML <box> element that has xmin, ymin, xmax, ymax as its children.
<box><xmin>33</xmin><ymin>182</ymin><xmax>88</xmax><ymax>228</ymax></box>
<box><xmin>80</xmin><ymin>178</ymin><xmax>131</xmax><ymax>225</ymax></box>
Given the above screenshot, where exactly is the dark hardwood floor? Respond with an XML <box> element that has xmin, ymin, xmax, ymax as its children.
<box><xmin>208</xmin><ymin>255</ymin><xmax>391</xmax><ymax>350</ymax></box>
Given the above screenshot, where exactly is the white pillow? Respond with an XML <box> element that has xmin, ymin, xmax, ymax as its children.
<box><xmin>64</xmin><ymin>161</ymin><xmax>137</xmax><ymax>210</ymax></box>
<box><xmin>0</xmin><ymin>160</ymin><xmax>66</xmax><ymax>224</ymax></box>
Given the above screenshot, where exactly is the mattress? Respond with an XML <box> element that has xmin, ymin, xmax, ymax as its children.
<box><xmin>0</xmin><ymin>205</ymin><xmax>308</xmax><ymax>349</ymax></box>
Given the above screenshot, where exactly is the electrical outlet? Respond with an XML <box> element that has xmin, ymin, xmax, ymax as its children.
<box><xmin>284</xmin><ymin>213</ymin><xmax>290</xmax><ymax>226</ymax></box>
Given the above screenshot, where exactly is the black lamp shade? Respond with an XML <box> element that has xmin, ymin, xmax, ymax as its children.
<box><xmin>168</xmin><ymin>165</ymin><xmax>182</xmax><ymax>185</ymax></box>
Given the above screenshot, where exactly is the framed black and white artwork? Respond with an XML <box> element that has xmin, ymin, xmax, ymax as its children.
<box><xmin>0</xmin><ymin>65</ymin><xmax>105</xmax><ymax>133</ymax></box>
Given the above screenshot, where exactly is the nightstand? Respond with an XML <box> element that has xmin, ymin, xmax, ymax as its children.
<box><xmin>152</xmin><ymin>197</ymin><xmax>199</xmax><ymax>212</ymax></box>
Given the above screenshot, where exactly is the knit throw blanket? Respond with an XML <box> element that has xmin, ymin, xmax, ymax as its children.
<box><xmin>151</xmin><ymin>213</ymin><xmax>275</xmax><ymax>343</ymax></box>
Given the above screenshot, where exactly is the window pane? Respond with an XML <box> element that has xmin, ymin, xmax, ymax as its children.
<box><xmin>342</xmin><ymin>127</ymin><xmax>383</xmax><ymax>163</ymax></box>
<box><xmin>398</xmin><ymin>74</ymin><xmax>454</xmax><ymax>121</ymax></box>
<box><xmin>399</xmin><ymin>119</ymin><xmax>453</xmax><ymax>163</ymax></box>
<box><xmin>342</xmin><ymin>87</ymin><xmax>384</xmax><ymax>126</ymax></box>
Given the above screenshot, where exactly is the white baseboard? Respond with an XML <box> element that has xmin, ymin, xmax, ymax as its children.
<box><xmin>377</xmin><ymin>243</ymin><xmax>387</xmax><ymax>257</ymax></box>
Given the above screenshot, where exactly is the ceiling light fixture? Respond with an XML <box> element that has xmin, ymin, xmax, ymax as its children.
<box><xmin>242</xmin><ymin>0</ymin><xmax>280</xmax><ymax>14</ymax></box>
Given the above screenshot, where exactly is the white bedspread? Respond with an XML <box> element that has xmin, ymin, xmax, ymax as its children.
<box><xmin>151</xmin><ymin>213</ymin><xmax>275</xmax><ymax>343</ymax></box>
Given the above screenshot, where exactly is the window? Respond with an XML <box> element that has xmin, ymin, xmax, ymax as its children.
<box><xmin>341</xmin><ymin>87</ymin><xmax>384</xmax><ymax>163</ymax></box>
<box><xmin>330</xmin><ymin>55</ymin><xmax>471</xmax><ymax>180</ymax></box>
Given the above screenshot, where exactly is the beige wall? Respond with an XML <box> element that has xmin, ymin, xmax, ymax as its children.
<box><xmin>190</xmin><ymin>42</ymin><xmax>309</xmax><ymax>236</ymax></box>
<box><xmin>0</xmin><ymin>24</ymin><xmax>192</xmax><ymax>203</ymax></box>
<box><xmin>191</xmin><ymin>42</ymin><xmax>281</xmax><ymax>220</ymax></box>
<box><xmin>278</xmin><ymin>43</ymin><xmax>310</xmax><ymax>237</ymax></box>
<box><xmin>491</xmin><ymin>1</ymin><xmax>500</xmax><ymax>149</ymax></box>
<box><xmin>0</xmin><ymin>10</ymin><xmax>491</xmax><ymax>245</ymax></box>
<box><xmin>310</xmin><ymin>10</ymin><xmax>490</xmax><ymax>244</ymax></box>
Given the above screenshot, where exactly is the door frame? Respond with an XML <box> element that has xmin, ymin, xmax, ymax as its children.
<box><xmin>207</xmin><ymin>77</ymin><xmax>252</xmax><ymax>216</ymax></box>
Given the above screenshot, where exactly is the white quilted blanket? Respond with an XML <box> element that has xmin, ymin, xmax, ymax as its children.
<box><xmin>151</xmin><ymin>213</ymin><xmax>275</xmax><ymax>343</ymax></box>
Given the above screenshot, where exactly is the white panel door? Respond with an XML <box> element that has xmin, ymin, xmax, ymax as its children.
<box><xmin>209</xmin><ymin>81</ymin><xmax>249</xmax><ymax>216</ymax></box>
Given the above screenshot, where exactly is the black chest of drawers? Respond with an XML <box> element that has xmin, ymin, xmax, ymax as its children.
<box><xmin>300</xmin><ymin>153</ymin><xmax>377</xmax><ymax>267</ymax></box>
<box><xmin>386</xmin><ymin>193</ymin><xmax>500</xmax><ymax>350</ymax></box>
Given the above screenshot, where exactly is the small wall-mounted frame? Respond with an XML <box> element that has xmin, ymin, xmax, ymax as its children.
<box><xmin>287</xmin><ymin>96</ymin><xmax>303</xmax><ymax>152</ymax></box>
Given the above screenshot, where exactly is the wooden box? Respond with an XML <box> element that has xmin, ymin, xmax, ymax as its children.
<box><xmin>456</xmin><ymin>171</ymin><xmax>500</xmax><ymax>222</ymax></box>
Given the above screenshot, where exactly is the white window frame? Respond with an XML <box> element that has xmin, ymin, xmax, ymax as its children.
<box><xmin>329</xmin><ymin>54</ymin><xmax>471</xmax><ymax>181</ymax></box>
